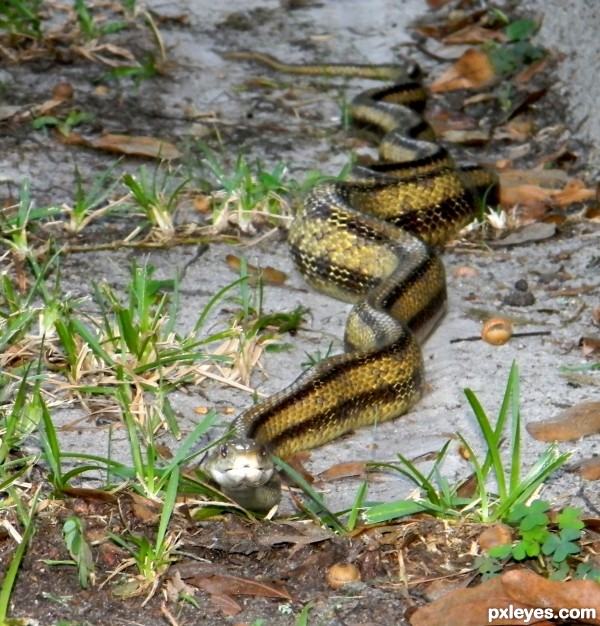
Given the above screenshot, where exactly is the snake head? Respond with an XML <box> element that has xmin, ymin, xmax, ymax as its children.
<box><xmin>204</xmin><ymin>439</ymin><xmax>275</xmax><ymax>490</ymax></box>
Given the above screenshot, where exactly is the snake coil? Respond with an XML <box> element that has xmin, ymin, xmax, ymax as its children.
<box><xmin>204</xmin><ymin>52</ymin><xmax>498</xmax><ymax>511</ymax></box>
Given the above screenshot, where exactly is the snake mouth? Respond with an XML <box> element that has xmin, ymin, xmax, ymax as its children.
<box><xmin>204</xmin><ymin>440</ymin><xmax>276</xmax><ymax>490</ymax></box>
<box><xmin>208</xmin><ymin>465</ymin><xmax>274</xmax><ymax>490</ymax></box>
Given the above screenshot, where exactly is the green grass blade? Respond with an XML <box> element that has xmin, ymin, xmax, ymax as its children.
<box><xmin>156</xmin><ymin>466</ymin><xmax>179</xmax><ymax>551</ymax></box>
<box><xmin>273</xmin><ymin>456</ymin><xmax>346</xmax><ymax>534</ymax></box>
<box><xmin>346</xmin><ymin>481</ymin><xmax>368</xmax><ymax>532</ymax></box>
<box><xmin>464</xmin><ymin>388</ymin><xmax>507</xmax><ymax>500</ymax></box>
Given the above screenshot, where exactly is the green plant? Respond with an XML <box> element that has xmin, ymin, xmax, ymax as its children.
<box><xmin>44</xmin><ymin>517</ymin><xmax>95</xmax><ymax>588</ymax></box>
<box><xmin>122</xmin><ymin>164</ymin><xmax>189</xmax><ymax>236</ymax></box>
<box><xmin>199</xmin><ymin>146</ymin><xmax>292</xmax><ymax>232</ymax></box>
<box><xmin>485</xmin><ymin>17</ymin><xmax>545</xmax><ymax>76</ymax></box>
<box><xmin>107</xmin><ymin>465</ymin><xmax>181</xmax><ymax>600</ymax></box>
<box><xmin>31</xmin><ymin>110</ymin><xmax>94</xmax><ymax>137</ymax></box>
<box><xmin>0</xmin><ymin>0</ymin><xmax>43</xmax><ymax>43</ymax></box>
<box><xmin>479</xmin><ymin>500</ymin><xmax>599</xmax><ymax>581</ymax></box>
<box><xmin>73</xmin><ymin>0</ymin><xmax>126</xmax><ymax>40</ymax></box>
<box><xmin>364</xmin><ymin>363</ymin><xmax>571</xmax><ymax>524</ymax></box>
<box><xmin>59</xmin><ymin>163</ymin><xmax>125</xmax><ymax>233</ymax></box>
<box><xmin>0</xmin><ymin>487</ymin><xmax>41</xmax><ymax>626</ymax></box>
<box><xmin>97</xmin><ymin>53</ymin><xmax>161</xmax><ymax>85</ymax></box>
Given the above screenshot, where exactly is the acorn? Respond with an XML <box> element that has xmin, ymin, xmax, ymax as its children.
<box><xmin>326</xmin><ymin>563</ymin><xmax>361</xmax><ymax>589</ymax></box>
<box><xmin>481</xmin><ymin>318</ymin><xmax>513</xmax><ymax>346</ymax></box>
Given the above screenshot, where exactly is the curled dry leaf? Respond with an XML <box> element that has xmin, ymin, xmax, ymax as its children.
<box><xmin>430</xmin><ymin>48</ymin><xmax>496</xmax><ymax>93</ymax></box>
<box><xmin>526</xmin><ymin>402</ymin><xmax>600</xmax><ymax>442</ymax></box>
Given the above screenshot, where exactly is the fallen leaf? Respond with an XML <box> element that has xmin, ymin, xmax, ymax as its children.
<box><xmin>499</xmin><ymin>169</ymin><xmax>595</xmax><ymax>209</ymax></box>
<box><xmin>443</xmin><ymin>24</ymin><xmax>506</xmax><ymax>45</ymax></box>
<box><xmin>430</xmin><ymin>48</ymin><xmax>496</xmax><ymax>92</ymax></box>
<box><xmin>62</xmin><ymin>486</ymin><xmax>117</xmax><ymax>502</ymax></box>
<box><xmin>410</xmin><ymin>575</ymin><xmax>533</xmax><ymax>626</ymax></box>
<box><xmin>489</xmin><ymin>222</ymin><xmax>556</xmax><ymax>247</ymax></box>
<box><xmin>502</xmin><ymin>569</ymin><xmax>600</xmax><ymax>625</ymax></box>
<box><xmin>319</xmin><ymin>460</ymin><xmax>369</xmax><ymax>481</ymax></box>
<box><xmin>426</xmin><ymin>0</ymin><xmax>452</xmax><ymax>9</ymax></box>
<box><xmin>210</xmin><ymin>593</ymin><xmax>242</xmax><ymax>617</ymax></box>
<box><xmin>478</xmin><ymin>524</ymin><xmax>513</xmax><ymax>551</ymax></box>
<box><xmin>255</xmin><ymin>520</ymin><xmax>333</xmax><ymax>548</ymax></box>
<box><xmin>225</xmin><ymin>254</ymin><xmax>287</xmax><ymax>286</ymax></box>
<box><xmin>527</xmin><ymin>402</ymin><xmax>600</xmax><ymax>442</ymax></box>
<box><xmin>580</xmin><ymin>336</ymin><xmax>600</xmax><ymax>357</ymax></box>
<box><xmin>130</xmin><ymin>492</ymin><xmax>161</xmax><ymax>523</ymax></box>
<box><xmin>515</xmin><ymin>57</ymin><xmax>549</xmax><ymax>84</ymax></box>
<box><xmin>89</xmin><ymin>133</ymin><xmax>181</xmax><ymax>159</ymax></box>
<box><xmin>190</xmin><ymin>574</ymin><xmax>293</xmax><ymax>601</ymax></box>
<box><xmin>573</xmin><ymin>457</ymin><xmax>600</xmax><ymax>481</ymax></box>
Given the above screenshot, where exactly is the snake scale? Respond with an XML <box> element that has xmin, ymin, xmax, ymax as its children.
<box><xmin>204</xmin><ymin>52</ymin><xmax>499</xmax><ymax>511</ymax></box>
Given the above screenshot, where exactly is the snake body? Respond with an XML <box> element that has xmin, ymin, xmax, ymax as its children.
<box><xmin>204</xmin><ymin>52</ymin><xmax>498</xmax><ymax>511</ymax></box>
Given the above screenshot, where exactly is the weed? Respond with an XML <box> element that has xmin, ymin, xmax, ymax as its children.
<box><xmin>363</xmin><ymin>363</ymin><xmax>571</xmax><ymax>524</ymax></box>
<box><xmin>107</xmin><ymin>465</ymin><xmax>181</xmax><ymax>600</ymax></box>
<box><xmin>46</xmin><ymin>516</ymin><xmax>95</xmax><ymax>588</ymax></box>
<box><xmin>122</xmin><ymin>164</ymin><xmax>190</xmax><ymax>237</ymax></box>
<box><xmin>31</xmin><ymin>110</ymin><xmax>95</xmax><ymax>137</ymax></box>
<box><xmin>301</xmin><ymin>341</ymin><xmax>335</xmax><ymax>369</ymax></box>
<box><xmin>73</xmin><ymin>0</ymin><xmax>126</xmax><ymax>40</ymax></box>
<box><xmin>477</xmin><ymin>500</ymin><xmax>600</xmax><ymax>581</ymax></box>
<box><xmin>0</xmin><ymin>0</ymin><xmax>43</xmax><ymax>43</ymax></box>
<box><xmin>59</xmin><ymin>163</ymin><xmax>126</xmax><ymax>233</ymax></box>
<box><xmin>0</xmin><ymin>487</ymin><xmax>41</xmax><ymax>626</ymax></box>
<box><xmin>485</xmin><ymin>17</ymin><xmax>545</xmax><ymax>76</ymax></box>
<box><xmin>199</xmin><ymin>146</ymin><xmax>293</xmax><ymax>232</ymax></box>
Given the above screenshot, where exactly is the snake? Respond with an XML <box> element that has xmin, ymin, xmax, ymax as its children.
<box><xmin>203</xmin><ymin>52</ymin><xmax>498</xmax><ymax>511</ymax></box>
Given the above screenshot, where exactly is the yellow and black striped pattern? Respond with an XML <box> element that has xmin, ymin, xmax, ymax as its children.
<box><xmin>205</xmin><ymin>52</ymin><xmax>497</xmax><ymax>507</ymax></box>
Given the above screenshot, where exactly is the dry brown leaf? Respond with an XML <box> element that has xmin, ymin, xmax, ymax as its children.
<box><xmin>515</xmin><ymin>57</ymin><xmax>549</xmax><ymax>84</ymax></box>
<box><xmin>526</xmin><ymin>402</ymin><xmax>600</xmax><ymax>442</ymax></box>
<box><xmin>443</xmin><ymin>24</ymin><xmax>506</xmax><ymax>45</ymax></box>
<box><xmin>430</xmin><ymin>48</ymin><xmax>496</xmax><ymax>92</ymax></box>
<box><xmin>210</xmin><ymin>593</ymin><xmax>242</xmax><ymax>617</ymax></box>
<box><xmin>581</xmin><ymin>336</ymin><xmax>600</xmax><ymax>357</ymax></box>
<box><xmin>573</xmin><ymin>457</ymin><xmax>600</xmax><ymax>481</ymax></box>
<box><xmin>426</xmin><ymin>0</ymin><xmax>452</xmax><ymax>9</ymax></box>
<box><xmin>319</xmin><ymin>460</ymin><xmax>369</xmax><ymax>481</ymax></box>
<box><xmin>502</xmin><ymin>570</ymin><xmax>600</xmax><ymax>625</ymax></box>
<box><xmin>225</xmin><ymin>254</ymin><xmax>287</xmax><ymax>286</ymax></box>
<box><xmin>89</xmin><ymin>133</ymin><xmax>181</xmax><ymax>159</ymax></box>
<box><xmin>478</xmin><ymin>524</ymin><xmax>513</xmax><ymax>551</ymax></box>
<box><xmin>552</xmin><ymin>179</ymin><xmax>597</xmax><ymax>206</ymax></box>
<box><xmin>62</xmin><ymin>486</ymin><xmax>118</xmax><ymax>502</ymax></box>
<box><xmin>489</xmin><ymin>222</ymin><xmax>556</xmax><ymax>247</ymax></box>
<box><xmin>498</xmin><ymin>169</ymin><xmax>595</xmax><ymax>209</ymax></box>
<box><xmin>191</xmin><ymin>574</ymin><xmax>293</xmax><ymax>601</ymax></box>
<box><xmin>410</xmin><ymin>575</ymin><xmax>535</xmax><ymax>626</ymax></box>
<box><xmin>130</xmin><ymin>493</ymin><xmax>161</xmax><ymax>523</ymax></box>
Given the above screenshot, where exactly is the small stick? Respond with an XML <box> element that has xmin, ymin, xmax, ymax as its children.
<box><xmin>450</xmin><ymin>330</ymin><xmax>551</xmax><ymax>344</ymax></box>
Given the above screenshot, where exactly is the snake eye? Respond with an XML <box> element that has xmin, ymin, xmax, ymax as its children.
<box><xmin>219</xmin><ymin>444</ymin><xmax>228</xmax><ymax>458</ymax></box>
<box><xmin>259</xmin><ymin>446</ymin><xmax>268</xmax><ymax>458</ymax></box>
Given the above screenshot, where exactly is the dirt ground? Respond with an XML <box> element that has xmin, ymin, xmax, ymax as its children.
<box><xmin>2</xmin><ymin>0</ymin><xmax>600</xmax><ymax>624</ymax></box>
